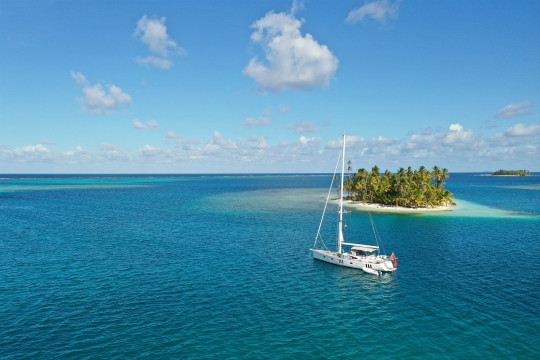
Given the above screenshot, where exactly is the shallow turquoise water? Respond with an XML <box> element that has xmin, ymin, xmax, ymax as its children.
<box><xmin>1</xmin><ymin>173</ymin><xmax>539</xmax><ymax>359</ymax></box>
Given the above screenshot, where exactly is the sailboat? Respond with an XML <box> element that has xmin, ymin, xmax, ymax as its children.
<box><xmin>311</xmin><ymin>133</ymin><xmax>397</xmax><ymax>275</ymax></box>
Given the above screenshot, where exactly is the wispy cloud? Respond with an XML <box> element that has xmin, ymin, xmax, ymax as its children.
<box><xmin>495</xmin><ymin>101</ymin><xmax>533</xmax><ymax>119</ymax></box>
<box><xmin>242</xmin><ymin>117</ymin><xmax>272</xmax><ymax>127</ymax></box>
<box><xmin>71</xmin><ymin>72</ymin><xmax>131</xmax><ymax>114</ymax></box>
<box><xmin>133</xmin><ymin>119</ymin><xmax>160</xmax><ymax>130</ymax></box>
<box><xmin>279</xmin><ymin>105</ymin><xmax>291</xmax><ymax>113</ymax></box>
<box><xmin>286</xmin><ymin>120</ymin><xmax>318</xmax><ymax>133</ymax></box>
<box><xmin>134</xmin><ymin>15</ymin><xmax>185</xmax><ymax>69</ymax></box>
<box><xmin>242</xmin><ymin>106</ymin><xmax>272</xmax><ymax>127</ymax></box>
<box><xmin>135</xmin><ymin>56</ymin><xmax>174</xmax><ymax>70</ymax></box>
<box><xmin>346</xmin><ymin>0</ymin><xmax>399</xmax><ymax>24</ymax></box>
<box><xmin>166</xmin><ymin>131</ymin><xmax>180</xmax><ymax>139</ymax></box>
<box><xmin>244</xmin><ymin>10</ymin><xmax>338</xmax><ymax>91</ymax></box>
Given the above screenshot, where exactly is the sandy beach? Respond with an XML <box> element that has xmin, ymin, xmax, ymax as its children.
<box><xmin>342</xmin><ymin>199</ymin><xmax>455</xmax><ymax>213</ymax></box>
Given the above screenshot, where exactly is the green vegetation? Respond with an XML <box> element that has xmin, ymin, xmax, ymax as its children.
<box><xmin>492</xmin><ymin>169</ymin><xmax>530</xmax><ymax>176</ymax></box>
<box><xmin>341</xmin><ymin>165</ymin><xmax>455</xmax><ymax>208</ymax></box>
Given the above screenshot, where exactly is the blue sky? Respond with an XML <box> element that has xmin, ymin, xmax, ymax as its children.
<box><xmin>1</xmin><ymin>0</ymin><xmax>539</xmax><ymax>173</ymax></box>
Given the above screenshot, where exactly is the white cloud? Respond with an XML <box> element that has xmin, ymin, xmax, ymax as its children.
<box><xmin>244</xmin><ymin>10</ymin><xmax>338</xmax><ymax>91</ymax></box>
<box><xmin>62</xmin><ymin>146</ymin><xmax>94</xmax><ymax>163</ymax></box>
<box><xmin>71</xmin><ymin>71</ymin><xmax>88</xmax><ymax>85</ymax></box>
<box><xmin>40</xmin><ymin>139</ymin><xmax>54</xmax><ymax>145</ymax></box>
<box><xmin>167</xmin><ymin>131</ymin><xmax>180</xmax><ymax>139</ymax></box>
<box><xmin>138</xmin><ymin>144</ymin><xmax>162</xmax><ymax>157</ymax></box>
<box><xmin>3</xmin><ymin>123</ymin><xmax>539</xmax><ymax>172</ymax></box>
<box><xmin>248</xmin><ymin>135</ymin><xmax>269</xmax><ymax>149</ymax></box>
<box><xmin>346</xmin><ymin>0</ymin><xmax>399</xmax><ymax>24</ymax></box>
<box><xmin>448</xmin><ymin>123</ymin><xmax>463</xmax><ymax>132</ymax></box>
<box><xmin>243</xmin><ymin>106</ymin><xmax>273</xmax><ymax>127</ymax></box>
<box><xmin>327</xmin><ymin>135</ymin><xmax>368</xmax><ymax>149</ymax></box>
<box><xmin>135</xmin><ymin>15</ymin><xmax>182</xmax><ymax>56</ymax></box>
<box><xmin>212</xmin><ymin>131</ymin><xmax>238</xmax><ymax>150</ymax></box>
<box><xmin>290</xmin><ymin>0</ymin><xmax>305</xmax><ymax>15</ymax></box>
<box><xmin>286</xmin><ymin>120</ymin><xmax>318</xmax><ymax>133</ymax></box>
<box><xmin>444</xmin><ymin>123</ymin><xmax>476</xmax><ymax>146</ymax></box>
<box><xmin>13</xmin><ymin>144</ymin><xmax>51</xmax><ymax>161</ymax></box>
<box><xmin>135</xmin><ymin>56</ymin><xmax>174</xmax><ymax>69</ymax></box>
<box><xmin>242</xmin><ymin>117</ymin><xmax>272</xmax><ymax>127</ymax></box>
<box><xmin>100</xmin><ymin>143</ymin><xmax>131</xmax><ymax>161</ymax></box>
<box><xmin>299</xmin><ymin>135</ymin><xmax>318</xmax><ymax>145</ymax></box>
<box><xmin>504</xmin><ymin>123</ymin><xmax>540</xmax><ymax>137</ymax></box>
<box><xmin>490</xmin><ymin>123</ymin><xmax>540</xmax><ymax>146</ymax></box>
<box><xmin>495</xmin><ymin>101</ymin><xmax>533</xmax><ymax>119</ymax></box>
<box><xmin>133</xmin><ymin>119</ymin><xmax>160</xmax><ymax>130</ymax></box>
<box><xmin>71</xmin><ymin>72</ymin><xmax>132</xmax><ymax>114</ymax></box>
<box><xmin>134</xmin><ymin>15</ymin><xmax>185</xmax><ymax>69</ymax></box>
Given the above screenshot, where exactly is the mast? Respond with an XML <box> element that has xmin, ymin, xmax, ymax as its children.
<box><xmin>338</xmin><ymin>133</ymin><xmax>345</xmax><ymax>254</ymax></box>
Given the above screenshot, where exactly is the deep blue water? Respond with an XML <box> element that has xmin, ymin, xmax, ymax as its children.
<box><xmin>1</xmin><ymin>173</ymin><xmax>539</xmax><ymax>359</ymax></box>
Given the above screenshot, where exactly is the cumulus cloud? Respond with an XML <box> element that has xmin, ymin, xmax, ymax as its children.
<box><xmin>134</xmin><ymin>15</ymin><xmax>185</xmax><ymax>69</ymax></box>
<box><xmin>71</xmin><ymin>72</ymin><xmax>132</xmax><ymax>114</ymax></box>
<box><xmin>299</xmin><ymin>135</ymin><xmax>319</xmax><ymax>145</ymax></box>
<box><xmin>244</xmin><ymin>10</ymin><xmax>338</xmax><ymax>91</ymax></box>
<box><xmin>346</xmin><ymin>0</ymin><xmax>399</xmax><ymax>24</ymax></box>
<box><xmin>286</xmin><ymin>120</ymin><xmax>318</xmax><ymax>133</ymax></box>
<box><xmin>495</xmin><ymin>101</ymin><xmax>533</xmax><ymax>119</ymax></box>
<box><xmin>10</xmin><ymin>144</ymin><xmax>51</xmax><ymax>161</ymax></box>
<box><xmin>3</xmin><ymin>122</ymin><xmax>539</xmax><ymax>172</ymax></box>
<box><xmin>444</xmin><ymin>123</ymin><xmax>476</xmax><ymax>146</ymax></box>
<box><xmin>490</xmin><ymin>123</ymin><xmax>540</xmax><ymax>146</ymax></box>
<box><xmin>133</xmin><ymin>119</ymin><xmax>160</xmax><ymax>130</ymax></box>
<box><xmin>503</xmin><ymin>123</ymin><xmax>540</xmax><ymax>137</ymax></box>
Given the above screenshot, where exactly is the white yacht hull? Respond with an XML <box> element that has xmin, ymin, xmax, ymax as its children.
<box><xmin>311</xmin><ymin>249</ymin><xmax>396</xmax><ymax>274</ymax></box>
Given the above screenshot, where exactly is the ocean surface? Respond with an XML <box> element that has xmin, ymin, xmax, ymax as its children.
<box><xmin>1</xmin><ymin>173</ymin><xmax>539</xmax><ymax>359</ymax></box>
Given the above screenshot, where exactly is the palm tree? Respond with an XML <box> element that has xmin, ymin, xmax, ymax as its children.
<box><xmin>432</xmin><ymin>166</ymin><xmax>442</xmax><ymax>188</ymax></box>
<box><xmin>411</xmin><ymin>189</ymin><xmax>424</xmax><ymax>209</ymax></box>
<box><xmin>343</xmin><ymin>164</ymin><xmax>453</xmax><ymax>208</ymax></box>
<box><xmin>442</xmin><ymin>168</ymin><xmax>450</xmax><ymax>184</ymax></box>
<box><xmin>378</xmin><ymin>175</ymin><xmax>391</xmax><ymax>204</ymax></box>
<box><xmin>442</xmin><ymin>189</ymin><xmax>455</xmax><ymax>206</ymax></box>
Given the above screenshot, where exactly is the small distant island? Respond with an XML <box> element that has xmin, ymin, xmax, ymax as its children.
<box><xmin>492</xmin><ymin>169</ymin><xmax>530</xmax><ymax>176</ymax></box>
<box><xmin>341</xmin><ymin>165</ymin><xmax>455</xmax><ymax>211</ymax></box>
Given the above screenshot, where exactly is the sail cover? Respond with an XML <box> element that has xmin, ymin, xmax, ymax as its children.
<box><xmin>349</xmin><ymin>245</ymin><xmax>380</xmax><ymax>252</ymax></box>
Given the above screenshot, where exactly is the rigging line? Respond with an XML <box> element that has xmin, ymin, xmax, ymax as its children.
<box><xmin>368</xmin><ymin>211</ymin><xmax>386</xmax><ymax>256</ymax></box>
<box><xmin>319</xmin><ymin>234</ymin><xmax>330</xmax><ymax>251</ymax></box>
<box><xmin>313</xmin><ymin>146</ymin><xmax>342</xmax><ymax>248</ymax></box>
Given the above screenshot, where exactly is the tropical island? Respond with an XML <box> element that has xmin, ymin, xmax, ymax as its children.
<box><xmin>340</xmin><ymin>165</ymin><xmax>455</xmax><ymax>211</ymax></box>
<box><xmin>492</xmin><ymin>169</ymin><xmax>530</xmax><ymax>176</ymax></box>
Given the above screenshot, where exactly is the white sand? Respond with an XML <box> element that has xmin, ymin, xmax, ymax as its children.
<box><xmin>342</xmin><ymin>199</ymin><xmax>455</xmax><ymax>213</ymax></box>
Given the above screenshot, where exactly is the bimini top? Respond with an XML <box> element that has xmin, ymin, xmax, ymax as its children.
<box><xmin>350</xmin><ymin>244</ymin><xmax>380</xmax><ymax>253</ymax></box>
